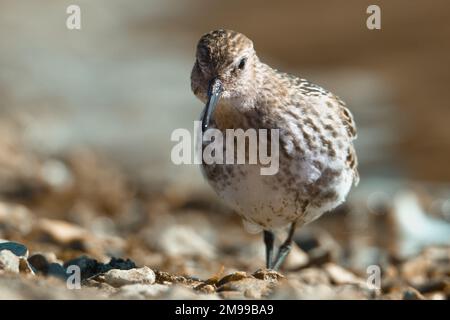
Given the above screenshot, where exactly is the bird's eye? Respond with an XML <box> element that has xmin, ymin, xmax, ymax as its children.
<box><xmin>238</xmin><ymin>57</ymin><xmax>247</xmax><ymax>70</ymax></box>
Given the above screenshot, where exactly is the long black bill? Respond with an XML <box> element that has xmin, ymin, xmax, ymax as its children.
<box><xmin>202</xmin><ymin>78</ymin><xmax>222</xmax><ymax>132</ymax></box>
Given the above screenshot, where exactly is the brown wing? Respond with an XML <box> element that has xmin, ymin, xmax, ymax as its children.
<box><xmin>334</xmin><ymin>95</ymin><xmax>359</xmax><ymax>185</ymax></box>
<box><xmin>333</xmin><ymin>95</ymin><xmax>357</xmax><ymax>140</ymax></box>
<box><xmin>274</xmin><ymin>73</ymin><xmax>360</xmax><ymax>185</ymax></box>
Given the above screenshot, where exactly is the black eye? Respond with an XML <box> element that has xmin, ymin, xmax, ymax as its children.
<box><xmin>238</xmin><ymin>57</ymin><xmax>247</xmax><ymax>70</ymax></box>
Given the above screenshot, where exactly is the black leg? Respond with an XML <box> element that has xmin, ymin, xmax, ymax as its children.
<box><xmin>263</xmin><ymin>230</ymin><xmax>275</xmax><ymax>269</ymax></box>
<box><xmin>272</xmin><ymin>221</ymin><xmax>297</xmax><ymax>271</ymax></box>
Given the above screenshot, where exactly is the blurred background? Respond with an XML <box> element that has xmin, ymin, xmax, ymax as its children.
<box><xmin>0</xmin><ymin>0</ymin><xmax>449</xmax><ymax>299</ymax></box>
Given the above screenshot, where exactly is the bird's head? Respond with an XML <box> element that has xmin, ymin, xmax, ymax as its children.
<box><xmin>191</xmin><ymin>29</ymin><xmax>259</xmax><ymax>131</ymax></box>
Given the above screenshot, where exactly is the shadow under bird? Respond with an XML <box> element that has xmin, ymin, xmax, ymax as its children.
<box><xmin>191</xmin><ymin>29</ymin><xmax>359</xmax><ymax>270</ymax></box>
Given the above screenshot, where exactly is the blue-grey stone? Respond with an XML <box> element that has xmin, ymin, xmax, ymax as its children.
<box><xmin>47</xmin><ymin>263</ymin><xmax>69</xmax><ymax>280</ymax></box>
<box><xmin>0</xmin><ymin>241</ymin><xmax>28</xmax><ymax>257</ymax></box>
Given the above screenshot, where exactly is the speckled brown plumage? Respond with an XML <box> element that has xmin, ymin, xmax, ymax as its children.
<box><xmin>191</xmin><ymin>29</ymin><xmax>359</xmax><ymax>269</ymax></box>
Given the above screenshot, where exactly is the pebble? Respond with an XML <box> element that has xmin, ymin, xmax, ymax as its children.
<box><xmin>403</xmin><ymin>287</ymin><xmax>426</xmax><ymax>300</ymax></box>
<box><xmin>307</xmin><ymin>247</ymin><xmax>332</xmax><ymax>266</ymax></box>
<box><xmin>252</xmin><ymin>269</ymin><xmax>284</xmax><ymax>282</ymax></box>
<box><xmin>83</xmin><ymin>278</ymin><xmax>117</xmax><ymax>293</ymax></box>
<box><xmin>0</xmin><ymin>203</ymin><xmax>34</xmax><ymax>235</ymax></box>
<box><xmin>47</xmin><ymin>263</ymin><xmax>69</xmax><ymax>280</ymax></box>
<box><xmin>295</xmin><ymin>231</ymin><xmax>321</xmax><ymax>252</ymax></box>
<box><xmin>270</xmin><ymin>281</ymin><xmax>335</xmax><ymax>299</ymax></box>
<box><xmin>40</xmin><ymin>159</ymin><xmax>73</xmax><ymax>191</ymax></box>
<box><xmin>0</xmin><ymin>250</ymin><xmax>20</xmax><ymax>273</ymax></box>
<box><xmin>323</xmin><ymin>263</ymin><xmax>365</xmax><ymax>285</ymax></box>
<box><xmin>154</xmin><ymin>225</ymin><xmax>216</xmax><ymax>258</ymax></box>
<box><xmin>28</xmin><ymin>254</ymin><xmax>51</xmax><ymax>274</ymax></box>
<box><xmin>117</xmin><ymin>283</ymin><xmax>170</xmax><ymax>299</ymax></box>
<box><xmin>195</xmin><ymin>283</ymin><xmax>216</xmax><ymax>294</ymax></box>
<box><xmin>283</xmin><ymin>245</ymin><xmax>309</xmax><ymax>270</ymax></box>
<box><xmin>217</xmin><ymin>278</ymin><xmax>273</xmax><ymax>299</ymax></box>
<box><xmin>0</xmin><ymin>241</ymin><xmax>28</xmax><ymax>257</ymax></box>
<box><xmin>36</xmin><ymin>218</ymin><xmax>89</xmax><ymax>246</ymax></box>
<box><xmin>219</xmin><ymin>290</ymin><xmax>245</xmax><ymax>299</ymax></box>
<box><xmin>162</xmin><ymin>285</ymin><xmax>219</xmax><ymax>300</ymax></box>
<box><xmin>154</xmin><ymin>270</ymin><xmax>190</xmax><ymax>285</ymax></box>
<box><xmin>216</xmin><ymin>271</ymin><xmax>249</xmax><ymax>287</ymax></box>
<box><xmin>28</xmin><ymin>253</ymin><xmax>68</xmax><ymax>279</ymax></box>
<box><xmin>63</xmin><ymin>256</ymin><xmax>102</xmax><ymax>279</ymax></box>
<box><xmin>19</xmin><ymin>258</ymin><xmax>35</xmax><ymax>275</ymax></box>
<box><xmin>294</xmin><ymin>268</ymin><xmax>331</xmax><ymax>285</ymax></box>
<box><xmin>103</xmin><ymin>266</ymin><xmax>156</xmax><ymax>287</ymax></box>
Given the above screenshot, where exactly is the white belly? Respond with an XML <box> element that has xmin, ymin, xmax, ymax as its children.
<box><xmin>202</xmin><ymin>152</ymin><xmax>354</xmax><ymax>233</ymax></box>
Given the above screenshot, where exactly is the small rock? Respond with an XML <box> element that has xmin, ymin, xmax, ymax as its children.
<box><xmin>324</xmin><ymin>263</ymin><xmax>365</xmax><ymax>285</ymax></box>
<box><xmin>195</xmin><ymin>283</ymin><xmax>216</xmax><ymax>294</ymax></box>
<box><xmin>216</xmin><ymin>271</ymin><xmax>249</xmax><ymax>287</ymax></box>
<box><xmin>40</xmin><ymin>159</ymin><xmax>73</xmax><ymax>191</ymax></box>
<box><xmin>154</xmin><ymin>270</ymin><xmax>191</xmax><ymax>285</ymax></box>
<box><xmin>426</xmin><ymin>292</ymin><xmax>446</xmax><ymax>300</ymax></box>
<box><xmin>44</xmin><ymin>252</ymin><xmax>60</xmax><ymax>263</ymax></box>
<box><xmin>28</xmin><ymin>254</ymin><xmax>50</xmax><ymax>274</ymax></box>
<box><xmin>103</xmin><ymin>266</ymin><xmax>155</xmax><ymax>287</ymax></box>
<box><xmin>294</xmin><ymin>267</ymin><xmax>331</xmax><ymax>285</ymax></box>
<box><xmin>33</xmin><ymin>219</ymin><xmax>126</xmax><ymax>257</ymax></box>
<box><xmin>19</xmin><ymin>258</ymin><xmax>35</xmax><ymax>275</ymax></box>
<box><xmin>295</xmin><ymin>231</ymin><xmax>320</xmax><ymax>252</ymax></box>
<box><xmin>0</xmin><ymin>203</ymin><xmax>34</xmax><ymax>235</ymax></box>
<box><xmin>153</xmin><ymin>225</ymin><xmax>216</xmax><ymax>258</ymax></box>
<box><xmin>401</xmin><ymin>255</ymin><xmax>428</xmax><ymax>286</ymax></box>
<box><xmin>63</xmin><ymin>255</ymin><xmax>101</xmax><ymax>280</ymax></box>
<box><xmin>107</xmin><ymin>257</ymin><xmax>136</xmax><ymax>271</ymax></box>
<box><xmin>350</xmin><ymin>246</ymin><xmax>388</xmax><ymax>271</ymax></box>
<box><xmin>83</xmin><ymin>279</ymin><xmax>117</xmax><ymax>293</ymax></box>
<box><xmin>0</xmin><ymin>242</ymin><xmax>28</xmax><ymax>257</ymax></box>
<box><xmin>283</xmin><ymin>245</ymin><xmax>309</xmax><ymax>270</ymax></box>
<box><xmin>118</xmin><ymin>283</ymin><xmax>170</xmax><ymax>299</ymax></box>
<box><xmin>270</xmin><ymin>281</ymin><xmax>335</xmax><ymax>299</ymax></box>
<box><xmin>161</xmin><ymin>285</ymin><xmax>217</xmax><ymax>299</ymax></box>
<box><xmin>252</xmin><ymin>269</ymin><xmax>284</xmax><ymax>281</ymax></box>
<box><xmin>414</xmin><ymin>278</ymin><xmax>447</xmax><ymax>294</ymax></box>
<box><xmin>47</xmin><ymin>263</ymin><xmax>68</xmax><ymax>280</ymax></box>
<box><xmin>0</xmin><ymin>250</ymin><xmax>20</xmax><ymax>273</ymax></box>
<box><xmin>35</xmin><ymin>218</ymin><xmax>90</xmax><ymax>246</ymax></box>
<box><xmin>29</xmin><ymin>253</ymin><xmax>72</xmax><ymax>280</ymax></box>
<box><xmin>218</xmin><ymin>278</ymin><xmax>273</xmax><ymax>299</ymax></box>
<box><xmin>203</xmin><ymin>266</ymin><xmax>225</xmax><ymax>285</ymax></box>
<box><xmin>308</xmin><ymin>247</ymin><xmax>332</xmax><ymax>266</ymax></box>
<box><xmin>219</xmin><ymin>291</ymin><xmax>245</xmax><ymax>299</ymax></box>
<box><xmin>403</xmin><ymin>287</ymin><xmax>426</xmax><ymax>300</ymax></box>
<box><xmin>334</xmin><ymin>284</ymin><xmax>373</xmax><ymax>300</ymax></box>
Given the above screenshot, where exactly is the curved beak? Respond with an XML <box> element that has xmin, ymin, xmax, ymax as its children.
<box><xmin>202</xmin><ymin>77</ymin><xmax>223</xmax><ymax>132</ymax></box>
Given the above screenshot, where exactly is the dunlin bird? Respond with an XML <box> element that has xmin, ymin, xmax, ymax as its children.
<box><xmin>191</xmin><ymin>29</ymin><xmax>359</xmax><ymax>270</ymax></box>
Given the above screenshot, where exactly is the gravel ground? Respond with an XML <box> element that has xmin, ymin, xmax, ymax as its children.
<box><xmin>0</xmin><ymin>123</ymin><xmax>449</xmax><ymax>300</ymax></box>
